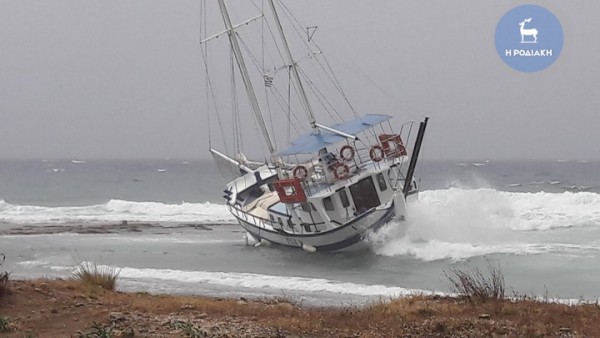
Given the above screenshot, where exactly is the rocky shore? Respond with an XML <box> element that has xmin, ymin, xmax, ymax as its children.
<box><xmin>0</xmin><ymin>279</ymin><xmax>598</xmax><ymax>337</ymax></box>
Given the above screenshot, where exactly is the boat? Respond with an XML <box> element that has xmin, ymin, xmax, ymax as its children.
<box><xmin>201</xmin><ymin>0</ymin><xmax>428</xmax><ymax>252</ymax></box>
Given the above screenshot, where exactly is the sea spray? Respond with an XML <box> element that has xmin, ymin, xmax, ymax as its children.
<box><xmin>370</xmin><ymin>189</ymin><xmax>600</xmax><ymax>261</ymax></box>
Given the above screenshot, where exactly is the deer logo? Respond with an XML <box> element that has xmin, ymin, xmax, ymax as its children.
<box><xmin>519</xmin><ymin>18</ymin><xmax>538</xmax><ymax>43</ymax></box>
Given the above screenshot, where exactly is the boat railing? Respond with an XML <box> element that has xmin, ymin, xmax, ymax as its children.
<box><xmin>228</xmin><ymin>204</ymin><xmax>277</xmax><ymax>231</ymax></box>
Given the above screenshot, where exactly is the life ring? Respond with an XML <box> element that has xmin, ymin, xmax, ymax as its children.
<box><xmin>293</xmin><ymin>165</ymin><xmax>308</xmax><ymax>180</ymax></box>
<box><xmin>332</xmin><ymin>162</ymin><xmax>350</xmax><ymax>180</ymax></box>
<box><xmin>369</xmin><ymin>145</ymin><xmax>384</xmax><ymax>162</ymax></box>
<box><xmin>339</xmin><ymin>145</ymin><xmax>355</xmax><ymax>162</ymax></box>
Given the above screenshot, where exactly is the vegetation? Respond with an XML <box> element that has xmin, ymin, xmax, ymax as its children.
<box><xmin>0</xmin><ymin>316</ymin><xmax>11</xmax><ymax>332</ymax></box>
<box><xmin>72</xmin><ymin>261</ymin><xmax>120</xmax><ymax>291</ymax></box>
<box><xmin>445</xmin><ymin>258</ymin><xmax>505</xmax><ymax>303</ymax></box>
<box><xmin>77</xmin><ymin>322</ymin><xmax>114</xmax><ymax>338</ymax></box>
<box><xmin>3</xmin><ymin>278</ymin><xmax>600</xmax><ymax>336</ymax></box>
<box><xmin>0</xmin><ymin>254</ymin><xmax>11</xmax><ymax>298</ymax></box>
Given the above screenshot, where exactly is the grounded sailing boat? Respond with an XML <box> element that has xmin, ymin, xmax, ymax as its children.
<box><xmin>202</xmin><ymin>0</ymin><xmax>428</xmax><ymax>252</ymax></box>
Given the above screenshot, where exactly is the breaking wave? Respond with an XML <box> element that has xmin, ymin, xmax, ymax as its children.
<box><xmin>0</xmin><ymin>199</ymin><xmax>234</xmax><ymax>224</ymax></box>
<box><xmin>372</xmin><ymin>188</ymin><xmax>600</xmax><ymax>261</ymax></box>
<box><xmin>98</xmin><ymin>265</ymin><xmax>434</xmax><ymax>298</ymax></box>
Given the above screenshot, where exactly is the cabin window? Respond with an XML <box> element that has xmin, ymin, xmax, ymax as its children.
<box><xmin>377</xmin><ymin>173</ymin><xmax>387</xmax><ymax>191</ymax></box>
<box><xmin>278</xmin><ymin>218</ymin><xmax>283</xmax><ymax>227</ymax></box>
<box><xmin>287</xmin><ymin>219</ymin><xmax>294</xmax><ymax>228</ymax></box>
<box><xmin>339</xmin><ymin>189</ymin><xmax>350</xmax><ymax>208</ymax></box>
<box><xmin>269</xmin><ymin>214</ymin><xmax>275</xmax><ymax>222</ymax></box>
<box><xmin>350</xmin><ymin>177</ymin><xmax>381</xmax><ymax>214</ymax></box>
<box><xmin>310</xmin><ymin>203</ymin><xmax>317</xmax><ymax>211</ymax></box>
<box><xmin>301</xmin><ymin>203</ymin><xmax>310</xmax><ymax>212</ymax></box>
<box><xmin>323</xmin><ymin>197</ymin><xmax>334</xmax><ymax>211</ymax></box>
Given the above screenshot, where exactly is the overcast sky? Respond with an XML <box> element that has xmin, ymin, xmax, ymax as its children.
<box><xmin>1</xmin><ymin>1</ymin><xmax>598</xmax><ymax>161</ymax></box>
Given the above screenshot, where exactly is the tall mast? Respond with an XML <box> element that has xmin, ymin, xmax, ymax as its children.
<box><xmin>267</xmin><ymin>0</ymin><xmax>318</xmax><ymax>131</ymax></box>
<box><xmin>217</xmin><ymin>0</ymin><xmax>276</xmax><ymax>154</ymax></box>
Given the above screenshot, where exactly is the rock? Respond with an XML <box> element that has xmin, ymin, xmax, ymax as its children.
<box><xmin>199</xmin><ymin>313</ymin><xmax>207</xmax><ymax>319</ymax></box>
<box><xmin>110</xmin><ymin>312</ymin><xmax>126</xmax><ymax>322</ymax></box>
<box><xmin>237</xmin><ymin>300</ymin><xmax>247</xmax><ymax>305</ymax></box>
<box><xmin>74</xmin><ymin>302</ymin><xmax>85</xmax><ymax>307</ymax></box>
<box><xmin>559</xmin><ymin>327</ymin><xmax>572</xmax><ymax>333</ymax></box>
<box><xmin>181</xmin><ymin>304</ymin><xmax>194</xmax><ymax>310</ymax></box>
<box><xmin>479</xmin><ymin>313</ymin><xmax>491</xmax><ymax>320</ymax></box>
<box><xmin>50</xmin><ymin>309</ymin><xmax>58</xmax><ymax>314</ymax></box>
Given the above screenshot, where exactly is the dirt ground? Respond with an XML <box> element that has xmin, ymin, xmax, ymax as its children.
<box><xmin>0</xmin><ymin>279</ymin><xmax>598</xmax><ymax>337</ymax></box>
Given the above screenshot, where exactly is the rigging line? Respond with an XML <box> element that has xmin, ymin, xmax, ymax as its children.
<box><xmin>246</xmin><ymin>0</ymin><xmax>287</xmax><ymax>71</ymax></box>
<box><xmin>317</xmin><ymin>53</ymin><xmax>358</xmax><ymax>117</ymax></box>
<box><xmin>296</xmin><ymin>66</ymin><xmax>341</xmax><ymax>121</ymax></box>
<box><xmin>287</xmin><ymin>66</ymin><xmax>291</xmax><ymax>145</ymax></box>
<box><xmin>201</xmin><ymin>41</ymin><xmax>229</xmax><ymax>154</ymax></box>
<box><xmin>200</xmin><ymin>0</ymin><xmax>211</xmax><ymax>147</ymax></box>
<box><xmin>277</xmin><ymin>1</ymin><xmax>420</xmax><ymax>119</ymax></box>
<box><xmin>236</xmin><ymin>33</ymin><xmax>268</xmax><ymax>77</ymax></box>
<box><xmin>235</xmin><ymin>33</ymin><xmax>278</xmax><ymax>148</ymax></box>
<box><xmin>276</xmin><ymin>1</ymin><xmax>317</xmax><ymax>56</ymax></box>
<box><xmin>322</xmin><ymin>51</ymin><xmax>422</xmax><ymax>119</ymax></box>
<box><xmin>268</xmin><ymin>85</ymin><xmax>302</xmax><ymax>136</ymax></box>
<box><xmin>276</xmin><ymin>1</ymin><xmax>358</xmax><ymax>119</ymax></box>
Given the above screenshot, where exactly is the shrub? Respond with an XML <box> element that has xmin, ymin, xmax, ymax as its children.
<box><xmin>77</xmin><ymin>322</ymin><xmax>114</xmax><ymax>338</ymax></box>
<box><xmin>445</xmin><ymin>258</ymin><xmax>505</xmax><ymax>303</ymax></box>
<box><xmin>0</xmin><ymin>254</ymin><xmax>10</xmax><ymax>297</ymax></box>
<box><xmin>72</xmin><ymin>261</ymin><xmax>120</xmax><ymax>291</ymax></box>
<box><xmin>0</xmin><ymin>316</ymin><xmax>10</xmax><ymax>332</ymax></box>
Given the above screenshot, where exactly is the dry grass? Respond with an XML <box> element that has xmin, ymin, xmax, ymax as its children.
<box><xmin>71</xmin><ymin>261</ymin><xmax>120</xmax><ymax>291</ymax></box>
<box><xmin>4</xmin><ymin>278</ymin><xmax>600</xmax><ymax>337</ymax></box>
<box><xmin>445</xmin><ymin>259</ymin><xmax>505</xmax><ymax>303</ymax></box>
<box><xmin>0</xmin><ymin>254</ymin><xmax>10</xmax><ymax>298</ymax></box>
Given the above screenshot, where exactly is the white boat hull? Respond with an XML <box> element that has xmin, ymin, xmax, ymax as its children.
<box><xmin>232</xmin><ymin>203</ymin><xmax>396</xmax><ymax>252</ymax></box>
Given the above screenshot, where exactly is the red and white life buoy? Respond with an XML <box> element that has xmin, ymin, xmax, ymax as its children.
<box><xmin>332</xmin><ymin>162</ymin><xmax>350</xmax><ymax>180</ymax></box>
<box><xmin>369</xmin><ymin>145</ymin><xmax>384</xmax><ymax>162</ymax></box>
<box><xmin>293</xmin><ymin>165</ymin><xmax>308</xmax><ymax>180</ymax></box>
<box><xmin>339</xmin><ymin>145</ymin><xmax>355</xmax><ymax>162</ymax></box>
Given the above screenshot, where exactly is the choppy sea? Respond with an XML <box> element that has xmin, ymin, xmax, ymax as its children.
<box><xmin>1</xmin><ymin>159</ymin><xmax>599</xmax><ymax>306</ymax></box>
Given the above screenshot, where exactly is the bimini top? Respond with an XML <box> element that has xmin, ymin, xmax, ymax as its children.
<box><xmin>278</xmin><ymin>114</ymin><xmax>392</xmax><ymax>156</ymax></box>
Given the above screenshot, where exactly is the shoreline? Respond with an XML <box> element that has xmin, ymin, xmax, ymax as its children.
<box><xmin>1</xmin><ymin>279</ymin><xmax>599</xmax><ymax>337</ymax></box>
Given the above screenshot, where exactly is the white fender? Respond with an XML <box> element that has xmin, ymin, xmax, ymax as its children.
<box><xmin>302</xmin><ymin>244</ymin><xmax>317</xmax><ymax>253</ymax></box>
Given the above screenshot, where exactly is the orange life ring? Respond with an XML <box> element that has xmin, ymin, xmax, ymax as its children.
<box><xmin>369</xmin><ymin>145</ymin><xmax>384</xmax><ymax>162</ymax></box>
<box><xmin>293</xmin><ymin>165</ymin><xmax>308</xmax><ymax>180</ymax></box>
<box><xmin>339</xmin><ymin>145</ymin><xmax>355</xmax><ymax>162</ymax></box>
<box><xmin>332</xmin><ymin>162</ymin><xmax>350</xmax><ymax>180</ymax></box>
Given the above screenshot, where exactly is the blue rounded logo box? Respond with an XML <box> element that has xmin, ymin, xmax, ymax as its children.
<box><xmin>495</xmin><ymin>4</ymin><xmax>563</xmax><ymax>73</ymax></box>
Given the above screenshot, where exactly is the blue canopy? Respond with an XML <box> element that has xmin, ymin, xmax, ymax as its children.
<box><xmin>278</xmin><ymin>114</ymin><xmax>391</xmax><ymax>156</ymax></box>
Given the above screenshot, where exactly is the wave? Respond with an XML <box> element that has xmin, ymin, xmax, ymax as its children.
<box><xmin>0</xmin><ymin>199</ymin><xmax>235</xmax><ymax>225</ymax></box>
<box><xmin>372</xmin><ymin>188</ymin><xmax>600</xmax><ymax>261</ymax></box>
<box><xmin>97</xmin><ymin>265</ymin><xmax>434</xmax><ymax>298</ymax></box>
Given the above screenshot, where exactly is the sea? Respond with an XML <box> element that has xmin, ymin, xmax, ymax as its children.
<box><xmin>1</xmin><ymin>158</ymin><xmax>599</xmax><ymax>306</ymax></box>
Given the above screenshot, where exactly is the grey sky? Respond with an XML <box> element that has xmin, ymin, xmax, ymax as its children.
<box><xmin>1</xmin><ymin>1</ymin><xmax>598</xmax><ymax>160</ymax></box>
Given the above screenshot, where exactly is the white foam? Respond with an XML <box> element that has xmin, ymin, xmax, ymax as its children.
<box><xmin>109</xmin><ymin>266</ymin><xmax>433</xmax><ymax>298</ymax></box>
<box><xmin>371</xmin><ymin>188</ymin><xmax>600</xmax><ymax>261</ymax></box>
<box><xmin>0</xmin><ymin>199</ymin><xmax>235</xmax><ymax>224</ymax></box>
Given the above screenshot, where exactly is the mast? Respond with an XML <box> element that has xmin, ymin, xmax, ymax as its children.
<box><xmin>217</xmin><ymin>0</ymin><xmax>276</xmax><ymax>154</ymax></box>
<box><xmin>267</xmin><ymin>0</ymin><xmax>318</xmax><ymax>131</ymax></box>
